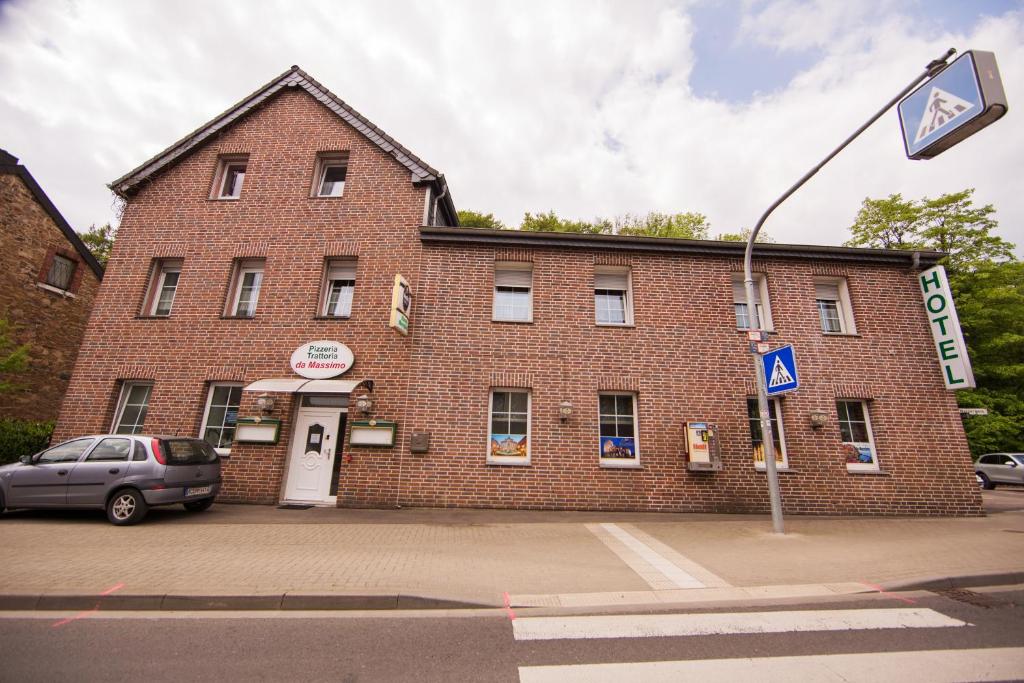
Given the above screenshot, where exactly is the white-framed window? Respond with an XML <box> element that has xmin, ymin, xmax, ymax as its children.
<box><xmin>599</xmin><ymin>393</ymin><xmax>639</xmax><ymax>467</ymax></box>
<box><xmin>313</xmin><ymin>152</ymin><xmax>348</xmax><ymax>197</ymax></box>
<box><xmin>594</xmin><ymin>267</ymin><xmax>633</xmax><ymax>325</ymax></box>
<box><xmin>321</xmin><ymin>259</ymin><xmax>356</xmax><ymax>317</ymax></box>
<box><xmin>838</xmin><ymin>399</ymin><xmax>878</xmax><ymax>471</ymax></box>
<box><xmin>147</xmin><ymin>260</ymin><xmax>182</xmax><ymax>316</ymax></box>
<box><xmin>229</xmin><ymin>259</ymin><xmax>264</xmax><ymax>317</ymax></box>
<box><xmin>112</xmin><ymin>382</ymin><xmax>153</xmax><ymax>435</ymax></box>
<box><xmin>747</xmin><ymin>397</ymin><xmax>787</xmax><ymax>470</ymax></box>
<box><xmin>46</xmin><ymin>254</ymin><xmax>76</xmax><ymax>291</ymax></box>
<box><xmin>815</xmin><ymin>278</ymin><xmax>856</xmax><ymax>334</ymax></box>
<box><xmin>493</xmin><ymin>262</ymin><xmax>533</xmax><ymax>322</ymax></box>
<box><xmin>732</xmin><ymin>275</ymin><xmax>773</xmax><ymax>330</ymax></box>
<box><xmin>213</xmin><ymin>156</ymin><xmax>248</xmax><ymax>199</ymax></box>
<box><xmin>488</xmin><ymin>388</ymin><xmax>530</xmax><ymax>465</ymax></box>
<box><xmin>200</xmin><ymin>383</ymin><xmax>243</xmax><ymax>454</ymax></box>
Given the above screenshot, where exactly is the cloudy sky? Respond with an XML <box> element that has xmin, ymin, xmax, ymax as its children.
<box><xmin>1</xmin><ymin>0</ymin><xmax>1020</xmax><ymax>252</ymax></box>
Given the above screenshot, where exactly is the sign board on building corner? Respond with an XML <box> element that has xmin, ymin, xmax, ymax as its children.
<box><xmin>897</xmin><ymin>50</ymin><xmax>1008</xmax><ymax>160</ymax></box>
<box><xmin>760</xmin><ymin>344</ymin><xmax>799</xmax><ymax>396</ymax></box>
<box><xmin>919</xmin><ymin>265</ymin><xmax>975</xmax><ymax>389</ymax></box>
<box><xmin>389</xmin><ymin>274</ymin><xmax>412</xmax><ymax>336</ymax></box>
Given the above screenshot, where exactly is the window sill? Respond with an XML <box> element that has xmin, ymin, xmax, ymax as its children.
<box><xmin>487</xmin><ymin>459</ymin><xmax>531</xmax><ymax>467</ymax></box>
<box><xmin>600</xmin><ymin>460</ymin><xmax>642</xmax><ymax>469</ymax></box>
<box><xmin>210</xmin><ymin>196</ymin><xmax>241</xmax><ymax>201</ymax></box>
<box><xmin>310</xmin><ymin>194</ymin><xmax>345</xmax><ymax>199</ymax></box>
<box><xmin>135</xmin><ymin>314</ymin><xmax>171</xmax><ymax>320</ymax></box>
<box><xmin>755</xmin><ymin>466</ymin><xmax>792</xmax><ymax>473</ymax></box>
<box><xmin>313</xmin><ymin>315</ymin><xmax>352</xmax><ymax>321</ymax></box>
<box><xmin>846</xmin><ymin>467</ymin><xmax>888</xmax><ymax>475</ymax></box>
<box><xmin>595</xmin><ymin>323</ymin><xmax>635</xmax><ymax>328</ymax></box>
<box><xmin>220</xmin><ymin>315</ymin><xmax>258</xmax><ymax>320</ymax></box>
<box><xmin>492</xmin><ymin>318</ymin><xmax>533</xmax><ymax>324</ymax></box>
<box><xmin>822</xmin><ymin>332</ymin><xmax>860</xmax><ymax>338</ymax></box>
<box><xmin>36</xmin><ymin>282</ymin><xmax>76</xmax><ymax>298</ymax></box>
<box><xmin>737</xmin><ymin>328</ymin><xmax>776</xmax><ymax>334</ymax></box>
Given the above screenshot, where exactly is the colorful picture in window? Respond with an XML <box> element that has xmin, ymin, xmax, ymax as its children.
<box><xmin>843</xmin><ymin>443</ymin><xmax>875</xmax><ymax>465</ymax></box>
<box><xmin>601</xmin><ymin>436</ymin><xmax>636</xmax><ymax>460</ymax></box>
<box><xmin>490</xmin><ymin>434</ymin><xmax>528</xmax><ymax>458</ymax></box>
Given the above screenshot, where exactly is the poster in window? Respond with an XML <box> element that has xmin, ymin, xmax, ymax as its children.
<box><xmin>490</xmin><ymin>433</ymin><xmax>527</xmax><ymax>458</ymax></box>
<box><xmin>843</xmin><ymin>443</ymin><xmax>874</xmax><ymax>465</ymax></box>
<box><xmin>752</xmin><ymin>443</ymin><xmax>785</xmax><ymax>466</ymax></box>
<box><xmin>600</xmin><ymin>437</ymin><xmax>636</xmax><ymax>460</ymax></box>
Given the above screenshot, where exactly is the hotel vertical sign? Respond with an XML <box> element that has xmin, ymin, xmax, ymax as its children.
<box><xmin>919</xmin><ymin>265</ymin><xmax>975</xmax><ymax>389</ymax></box>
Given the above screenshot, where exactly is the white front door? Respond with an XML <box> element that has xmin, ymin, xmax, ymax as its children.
<box><xmin>283</xmin><ymin>407</ymin><xmax>342</xmax><ymax>503</ymax></box>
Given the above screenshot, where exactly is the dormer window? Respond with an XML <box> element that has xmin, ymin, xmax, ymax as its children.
<box><xmin>213</xmin><ymin>155</ymin><xmax>248</xmax><ymax>199</ymax></box>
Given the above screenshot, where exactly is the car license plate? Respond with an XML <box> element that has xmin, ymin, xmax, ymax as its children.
<box><xmin>186</xmin><ymin>486</ymin><xmax>212</xmax><ymax>497</ymax></box>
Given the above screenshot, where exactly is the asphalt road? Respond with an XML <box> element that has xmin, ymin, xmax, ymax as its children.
<box><xmin>1</xmin><ymin>590</ymin><xmax>1021</xmax><ymax>682</ymax></box>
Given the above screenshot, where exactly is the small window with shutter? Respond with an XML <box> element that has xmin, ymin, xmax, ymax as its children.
<box><xmin>594</xmin><ymin>267</ymin><xmax>632</xmax><ymax>325</ymax></box>
<box><xmin>493</xmin><ymin>262</ymin><xmax>533</xmax><ymax>322</ymax></box>
<box><xmin>322</xmin><ymin>259</ymin><xmax>357</xmax><ymax>317</ymax></box>
<box><xmin>731</xmin><ymin>275</ymin><xmax>772</xmax><ymax>330</ymax></box>
<box><xmin>814</xmin><ymin>278</ymin><xmax>855</xmax><ymax>334</ymax></box>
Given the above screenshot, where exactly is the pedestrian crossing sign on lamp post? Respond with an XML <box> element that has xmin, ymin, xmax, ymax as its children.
<box><xmin>897</xmin><ymin>50</ymin><xmax>1008</xmax><ymax>160</ymax></box>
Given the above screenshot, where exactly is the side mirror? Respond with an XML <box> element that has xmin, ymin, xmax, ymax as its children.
<box><xmin>19</xmin><ymin>454</ymin><xmax>33</xmax><ymax>465</ymax></box>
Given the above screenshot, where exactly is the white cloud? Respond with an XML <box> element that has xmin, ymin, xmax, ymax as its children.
<box><xmin>0</xmin><ymin>0</ymin><xmax>1019</xmax><ymax>254</ymax></box>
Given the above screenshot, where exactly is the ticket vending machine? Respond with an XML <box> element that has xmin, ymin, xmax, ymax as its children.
<box><xmin>685</xmin><ymin>421</ymin><xmax>723</xmax><ymax>471</ymax></box>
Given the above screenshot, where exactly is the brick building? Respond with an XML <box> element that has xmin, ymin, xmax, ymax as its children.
<box><xmin>1</xmin><ymin>150</ymin><xmax>104</xmax><ymax>422</ymax></box>
<box><xmin>54</xmin><ymin>66</ymin><xmax>981</xmax><ymax>516</ymax></box>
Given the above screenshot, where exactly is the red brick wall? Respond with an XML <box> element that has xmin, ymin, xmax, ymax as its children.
<box><xmin>0</xmin><ymin>173</ymin><xmax>101</xmax><ymax>421</ymax></box>
<box><xmin>358</xmin><ymin>244</ymin><xmax>981</xmax><ymax>516</ymax></box>
<box><xmin>55</xmin><ymin>86</ymin><xmax>981</xmax><ymax>516</ymax></box>
<box><xmin>54</xmin><ymin>89</ymin><xmax>427</xmax><ymax>506</ymax></box>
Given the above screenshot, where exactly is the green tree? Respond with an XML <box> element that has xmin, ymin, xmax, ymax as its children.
<box><xmin>0</xmin><ymin>318</ymin><xmax>30</xmax><ymax>394</ymax></box>
<box><xmin>617</xmin><ymin>212</ymin><xmax>710</xmax><ymax>239</ymax></box>
<box><xmin>716</xmin><ymin>228</ymin><xmax>776</xmax><ymax>243</ymax></box>
<box><xmin>457</xmin><ymin>210</ymin><xmax>506</xmax><ymax>230</ymax></box>
<box><xmin>80</xmin><ymin>223</ymin><xmax>117</xmax><ymax>265</ymax></box>
<box><xmin>843</xmin><ymin>189</ymin><xmax>1013</xmax><ymax>274</ymax></box>
<box><xmin>918</xmin><ymin>190</ymin><xmax>1013</xmax><ymax>274</ymax></box>
<box><xmin>845</xmin><ymin>194</ymin><xmax>923</xmax><ymax>250</ymax></box>
<box><xmin>519</xmin><ymin>211</ymin><xmax>611</xmax><ymax>234</ymax></box>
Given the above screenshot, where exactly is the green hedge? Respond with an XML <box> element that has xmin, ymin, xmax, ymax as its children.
<box><xmin>0</xmin><ymin>419</ymin><xmax>54</xmax><ymax>465</ymax></box>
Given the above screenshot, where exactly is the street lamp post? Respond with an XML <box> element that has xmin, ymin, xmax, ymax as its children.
<box><xmin>744</xmin><ymin>48</ymin><xmax>957</xmax><ymax>535</ymax></box>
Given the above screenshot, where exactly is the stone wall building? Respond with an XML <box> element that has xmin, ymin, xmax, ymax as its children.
<box><xmin>53</xmin><ymin>67</ymin><xmax>981</xmax><ymax>516</ymax></box>
<box><xmin>1</xmin><ymin>150</ymin><xmax>103</xmax><ymax>422</ymax></box>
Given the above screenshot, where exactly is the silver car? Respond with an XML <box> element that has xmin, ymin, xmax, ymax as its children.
<box><xmin>975</xmin><ymin>452</ymin><xmax>1024</xmax><ymax>490</ymax></box>
<box><xmin>0</xmin><ymin>435</ymin><xmax>221</xmax><ymax>525</ymax></box>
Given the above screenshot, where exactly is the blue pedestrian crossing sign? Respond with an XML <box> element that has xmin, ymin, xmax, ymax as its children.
<box><xmin>898</xmin><ymin>50</ymin><xmax>1008</xmax><ymax>160</ymax></box>
<box><xmin>761</xmin><ymin>345</ymin><xmax>799</xmax><ymax>396</ymax></box>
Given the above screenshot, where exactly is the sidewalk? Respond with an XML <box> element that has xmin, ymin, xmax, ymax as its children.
<box><xmin>1</xmin><ymin>490</ymin><xmax>1022</xmax><ymax>610</ymax></box>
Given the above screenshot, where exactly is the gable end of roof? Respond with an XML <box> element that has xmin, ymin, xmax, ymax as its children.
<box><xmin>110</xmin><ymin>65</ymin><xmax>445</xmax><ymax>199</ymax></box>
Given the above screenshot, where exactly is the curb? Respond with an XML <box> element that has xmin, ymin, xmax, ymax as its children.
<box><xmin>880</xmin><ymin>570</ymin><xmax>1024</xmax><ymax>593</ymax></box>
<box><xmin>0</xmin><ymin>592</ymin><xmax>496</xmax><ymax>612</ymax></box>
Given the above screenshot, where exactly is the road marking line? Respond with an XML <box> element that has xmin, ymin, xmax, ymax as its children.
<box><xmin>50</xmin><ymin>582</ymin><xmax>125</xmax><ymax>629</ymax></box>
<box><xmin>518</xmin><ymin>647</ymin><xmax>1024</xmax><ymax>682</ymax></box>
<box><xmin>618</xmin><ymin>524</ymin><xmax>730</xmax><ymax>588</ymax></box>
<box><xmin>502</xmin><ymin>591</ymin><xmax>516</xmax><ymax>621</ymax></box>
<box><xmin>511</xmin><ymin>607</ymin><xmax>967</xmax><ymax>641</ymax></box>
<box><xmin>587</xmin><ymin>523</ymin><xmax>705</xmax><ymax>590</ymax></box>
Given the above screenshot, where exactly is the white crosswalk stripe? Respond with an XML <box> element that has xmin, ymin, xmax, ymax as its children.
<box><xmin>518</xmin><ymin>647</ymin><xmax>1024</xmax><ymax>683</ymax></box>
<box><xmin>512</xmin><ymin>607</ymin><xmax>968</xmax><ymax>641</ymax></box>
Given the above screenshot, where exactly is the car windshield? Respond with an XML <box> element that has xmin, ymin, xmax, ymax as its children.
<box><xmin>162</xmin><ymin>439</ymin><xmax>219</xmax><ymax>465</ymax></box>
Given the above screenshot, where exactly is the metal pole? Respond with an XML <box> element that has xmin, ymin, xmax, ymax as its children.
<box><xmin>744</xmin><ymin>48</ymin><xmax>956</xmax><ymax>535</ymax></box>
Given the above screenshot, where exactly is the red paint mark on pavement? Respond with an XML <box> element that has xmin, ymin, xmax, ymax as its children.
<box><xmin>502</xmin><ymin>591</ymin><xmax>516</xmax><ymax>621</ymax></box>
<box><xmin>861</xmin><ymin>581</ymin><xmax>916</xmax><ymax>604</ymax></box>
<box><xmin>51</xmin><ymin>583</ymin><xmax>126</xmax><ymax>629</ymax></box>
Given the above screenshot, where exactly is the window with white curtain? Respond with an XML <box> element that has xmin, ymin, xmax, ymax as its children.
<box><xmin>493</xmin><ymin>263</ymin><xmax>533</xmax><ymax>322</ymax></box>
<box><xmin>731</xmin><ymin>275</ymin><xmax>772</xmax><ymax>330</ymax></box>
<box><xmin>594</xmin><ymin>268</ymin><xmax>632</xmax><ymax>325</ymax></box>
<box><xmin>322</xmin><ymin>259</ymin><xmax>357</xmax><ymax>317</ymax></box>
<box><xmin>815</xmin><ymin>278</ymin><xmax>856</xmax><ymax>334</ymax></box>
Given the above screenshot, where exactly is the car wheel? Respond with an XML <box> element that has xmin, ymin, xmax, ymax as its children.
<box><xmin>183</xmin><ymin>498</ymin><xmax>215</xmax><ymax>512</ymax></box>
<box><xmin>977</xmin><ymin>472</ymin><xmax>996</xmax><ymax>490</ymax></box>
<box><xmin>107</xmin><ymin>489</ymin><xmax>148</xmax><ymax>525</ymax></box>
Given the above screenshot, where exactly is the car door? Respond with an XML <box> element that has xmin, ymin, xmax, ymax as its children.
<box><xmin>66</xmin><ymin>437</ymin><xmax>133</xmax><ymax>506</ymax></box>
<box><xmin>992</xmin><ymin>454</ymin><xmax>1018</xmax><ymax>483</ymax></box>
<box><xmin>8</xmin><ymin>438</ymin><xmax>96</xmax><ymax>507</ymax></box>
